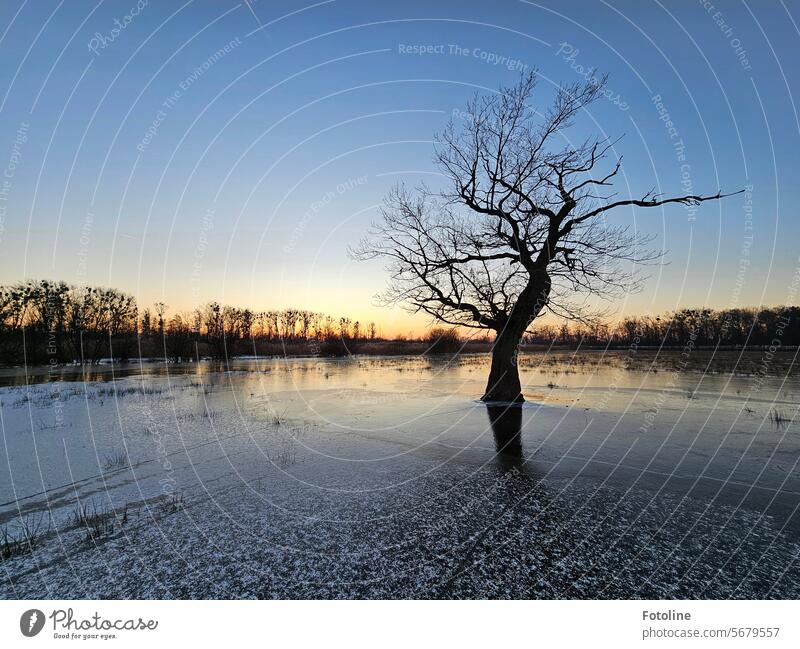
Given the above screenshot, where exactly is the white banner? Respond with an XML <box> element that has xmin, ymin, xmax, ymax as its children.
<box><xmin>0</xmin><ymin>600</ymin><xmax>797</xmax><ymax>648</ymax></box>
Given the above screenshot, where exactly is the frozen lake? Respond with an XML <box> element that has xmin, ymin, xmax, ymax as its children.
<box><xmin>1</xmin><ymin>351</ymin><xmax>799</xmax><ymax>598</ymax></box>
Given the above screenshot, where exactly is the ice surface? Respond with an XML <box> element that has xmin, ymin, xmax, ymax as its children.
<box><xmin>1</xmin><ymin>352</ymin><xmax>798</xmax><ymax>598</ymax></box>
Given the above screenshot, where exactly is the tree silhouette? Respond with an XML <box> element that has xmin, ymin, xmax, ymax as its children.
<box><xmin>354</xmin><ymin>72</ymin><xmax>740</xmax><ymax>401</ymax></box>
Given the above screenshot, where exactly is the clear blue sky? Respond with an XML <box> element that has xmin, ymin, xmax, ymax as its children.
<box><xmin>0</xmin><ymin>0</ymin><xmax>797</xmax><ymax>335</ymax></box>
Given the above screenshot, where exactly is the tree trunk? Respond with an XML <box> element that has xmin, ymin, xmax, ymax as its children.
<box><xmin>482</xmin><ymin>327</ymin><xmax>524</xmax><ymax>402</ymax></box>
<box><xmin>481</xmin><ymin>274</ymin><xmax>550</xmax><ymax>402</ymax></box>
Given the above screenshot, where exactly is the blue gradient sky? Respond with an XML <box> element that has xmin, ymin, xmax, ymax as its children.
<box><xmin>0</xmin><ymin>0</ymin><xmax>797</xmax><ymax>335</ymax></box>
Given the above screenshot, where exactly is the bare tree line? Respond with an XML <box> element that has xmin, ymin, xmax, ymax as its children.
<box><xmin>155</xmin><ymin>303</ymin><xmax>378</xmax><ymax>361</ymax></box>
<box><xmin>525</xmin><ymin>306</ymin><xmax>800</xmax><ymax>348</ymax></box>
<box><xmin>0</xmin><ymin>279</ymin><xmax>378</xmax><ymax>366</ymax></box>
<box><xmin>0</xmin><ymin>280</ymin><xmax>137</xmax><ymax>366</ymax></box>
<box><xmin>2</xmin><ymin>279</ymin><xmax>796</xmax><ymax>367</ymax></box>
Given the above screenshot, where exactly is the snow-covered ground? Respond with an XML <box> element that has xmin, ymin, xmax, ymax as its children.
<box><xmin>1</xmin><ymin>353</ymin><xmax>798</xmax><ymax>598</ymax></box>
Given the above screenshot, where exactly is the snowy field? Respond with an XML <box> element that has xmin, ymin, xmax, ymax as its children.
<box><xmin>1</xmin><ymin>352</ymin><xmax>799</xmax><ymax>599</ymax></box>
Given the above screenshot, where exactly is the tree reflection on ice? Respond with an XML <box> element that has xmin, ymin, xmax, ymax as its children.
<box><xmin>486</xmin><ymin>403</ymin><xmax>524</xmax><ymax>469</ymax></box>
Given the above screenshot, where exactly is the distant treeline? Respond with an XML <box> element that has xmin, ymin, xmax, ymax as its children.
<box><xmin>525</xmin><ymin>307</ymin><xmax>800</xmax><ymax>348</ymax></box>
<box><xmin>0</xmin><ymin>279</ymin><xmax>383</xmax><ymax>365</ymax></box>
<box><xmin>1</xmin><ymin>280</ymin><xmax>797</xmax><ymax>366</ymax></box>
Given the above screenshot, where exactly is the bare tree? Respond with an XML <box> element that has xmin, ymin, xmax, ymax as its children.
<box><xmin>154</xmin><ymin>302</ymin><xmax>167</xmax><ymax>338</ymax></box>
<box><xmin>353</xmin><ymin>72</ymin><xmax>740</xmax><ymax>402</ymax></box>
